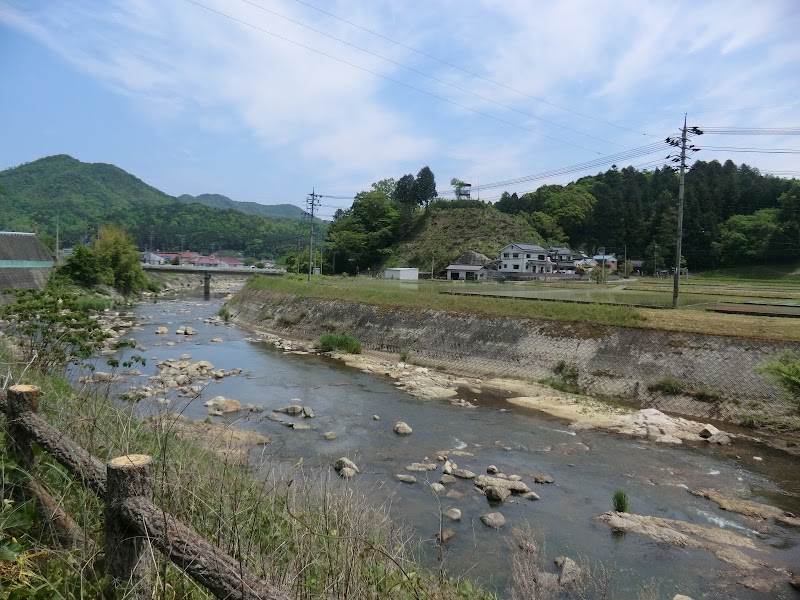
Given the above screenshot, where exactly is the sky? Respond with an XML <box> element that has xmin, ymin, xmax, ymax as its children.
<box><xmin>1</xmin><ymin>0</ymin><xmax>799</xmax><ymax>219</ymax></box>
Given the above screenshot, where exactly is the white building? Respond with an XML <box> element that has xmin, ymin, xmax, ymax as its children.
<box><xmin>384</xmin><ymin>267</ymin><xmax>419</xmax><ymax>280</ymax></box>
<box><xmin>498</xmin><ymin>243</ymin><xmax>552</xmax><ymax>274</ymax></box>
<box><xmin>445</xmin><ymin>264</ymin><xmax>488</xmax><ymax>281</ymax></box>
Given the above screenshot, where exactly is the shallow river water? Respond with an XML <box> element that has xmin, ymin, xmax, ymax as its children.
<box><xmin>110</xmin><ymin>296</ymin><xmax>800</xmax><ymax>599</ymax></box>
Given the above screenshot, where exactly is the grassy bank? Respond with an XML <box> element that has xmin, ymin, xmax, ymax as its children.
<box><xmin>246</xmin><ymin>275</ymin><xmax>800</xmax><ymax>341</ymax></box>
<box><xmin>0</xmin><ymin>341</ymin><xmax>495</xmax><ymax>599</ymax></box>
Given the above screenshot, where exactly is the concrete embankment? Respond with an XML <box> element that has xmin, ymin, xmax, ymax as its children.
<box><xmin>227</xmin><ymin>288</ymin><xmax>799</xmax><ymax>427</ymax></box>
<box><xmin>0</xmin><ymin>267</ymin><xmax>51</xmax><ymax>300</ymax></box>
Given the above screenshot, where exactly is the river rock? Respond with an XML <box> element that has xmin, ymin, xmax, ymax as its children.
<box><xmin>292</xmin><ymin>423</ymin><xmax>312</xmax><ymax>431</ymax></box>
<box><xmin>480</xmin><ymin>512</ymin><xmax>506</xmax><ymax>529</ymax></box>
<box><xmin>339</xmin><ymin>467</ymin><xmax>357</xmax><ymax>479</ymax></box>
<box><xmin>396</xmin><ymin>474</ymin><xmax>417</xmax><ymax>484</ymax></box>
<box><xmin>180</xmin><ymin>353</ymin><xmax>192</xmax><ymax>360</ymax></box>
<box><xmin>394</xmin><ymin>421</ymin><xmax>413</xmax><ymax>435</ymax></box>
<box><xmin>522</xmin><ymin>491</ymin><xmax>540</xmax><ymax>501</ymax></box>
<box><xmin>334</xmin><ymin>457</ymin><xmax>359</xmax><ymax>474</ymax></box>
<box><xmin>485</xmin><ymin>486</ymin><xmax>511</xmax><ymax>503</ymax></box>
<box><xmin>531</xmin><ymin>472</ymin><xmax>554</xmax><ymax>484</ymax></box>
<box><xmin>267</xmin><ymin>413</ymin><xmax>286</xmax><ymax>424</ymax></box>
<box><xmin>92</xmin><ymin>371</ymin><xmax>114</xmax><ymax>382</ymax></box>
<box><xmin>275</xmin><ymin>405</ymin><xmax>303</xmax><ymax>415</ymax></box>
<box><xmin>487</xmin><ymin>465</ymin><xmax>498</xmax><ymax>474</ymax></box>
<box><xmin>555</xmin><ymin>556</ymin><xmax>582</xmax><ymax>586</ymax></box>
<box><xmin>699</xmin><ymin>424</ymin><xmax>719</xmax><ymax>439</ymax></box>
<box><xmin>155</xmin><ymin>327</ymin><xmax>168</xmax><ymax>334</ymax></box>
<box><xmin>176</xmin><ymin>327</ymin><xmax>185</xmax><ymax>335</ymax></box>
<box><xmin>323</xmin><ymin>431</ymin><xmax>337</xmax><ymax>441</ymax></box>
<box><xmin>405</xmin><ymin>462</ymin><xmax>437</xmax><ymax>472</ymax></box>
<box><xmin>211</xmin><ymin>337</ymin><xmax>223</xmax><ymax>343</ymax></box>
<box><xmin>436</xmin><ymin>528</ymin><xmax>455</xmax><ymax>543</ymax></box>
<box><xmin>706</xmin><ymin>432</ymin><xmax>731</xmax><ymax>445</ymax></box>
<box><xmin>217</xmin><ymin>398</ymin><xmax>241</xmax><ymax>413</ymax></box>
<box><xmin>452</xmin><ymin>468</ymin><xmax>476</xmax><ymax>479</ymax></box>
<box><xmin>443</xmin><ymin>460</ymin><xmax>454</xmax><ymax>474</ymax></box>
<box><xmin>790</xmin><ymin>576</ymin><xmax>800</xmax><ymax>590</ymax></box>
<box><xmin>475</xmin><ymin>475</ymin><xmax>531</xmax><ymax>494</ymax></box>
<box><xmin>440</xmin><ymin>475</ymin><xmax>457</xmax><ymax>484</ymax></box>
<box><xmin>373</xmin><ymin>414</ymin><xmax>380</xmax><ymax>420</ymax></box>
<box><xmin>507</xmin><ymin>474</ymin><xmax>522</xmax><ymax>482</ymax></box>
<box><xmin>673</xmin><ymin>595</ymin><xmax>694</xmax><ymax>600</ymax></box>
<box><xmin>444</xmin><ymin>508</ymin><xmax>461</xmax><ymax>521</ymax></box>
<box><xmin>184</xmin><ymin>327</ymin><xmax>198</xmax><ymax>336</ymax></box>
<box><xmin>302</xmin><ymin>406</ymin><xmax>315</xmax><ymax>418</ymax></box>
<box><xmin>430</xmin><ymin>482</ymin><xmax>445</xmax><ymax>493</ymax></box>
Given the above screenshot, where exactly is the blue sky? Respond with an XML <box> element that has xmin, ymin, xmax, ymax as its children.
<box><xmin>1</xmin><ymin>0</ymin><xmax>799</xmax><ymax>219</ymax></box>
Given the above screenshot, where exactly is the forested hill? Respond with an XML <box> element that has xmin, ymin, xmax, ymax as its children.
<box><xmin>0</xmin><ymin>155</ymin><xmax>317</xmax><ymax>258</ymax></box>
<box><xmin>177</xmin><ymin>193</ymin><xmax>307</xmax><ymax>221</ymax></box>
<box><xmin>494</xmin><ymin>160</ymin><xmax>799</xmax><ymax>270</ymax></box>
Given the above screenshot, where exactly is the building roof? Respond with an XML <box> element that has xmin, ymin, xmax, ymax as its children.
<box><xmin>446</xmin><ymin>264</ymin><xmax>486</xmax><ymax>271</ymax></box>
<box><xmin>504</xmin><ymin>242</ymin><xmax>547</xmax><ymax>252</ymax></box>
<box><xmin>547</xmin><ymin>246</ymin><xmax>573</xmax><ymax>254</ymax></box>
<box><xmin>0</xmin><ymin>232</ymin><xmax>54</xmax><ymax>262</ymax></box>
<box><xmin>385</xmin><ymin>267</ymin><xmax>419</xmax><ymax>271</ymax></box>
<box><xmin>593</xmin><ymin>254</ymin><xmax>617</xmax><ymax>261</ymax></box>
<box><xmin>220</xmin><ymin>256</ymin><xmax>244</xmax><ymax>265</ymax></box>
<box><xmin>194</xmin><ymin>256</ymin><xmax>220</xmax><ymax>265</ymax></box>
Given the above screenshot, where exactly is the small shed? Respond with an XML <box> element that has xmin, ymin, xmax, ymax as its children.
<box><xmin>384</xmin><ymin>267</ymin><xmax>419</xmax><ymax>280</ymax></box>
<box><xmin>446</xmin><ymin>264</ymin><xmax>487</xmax><ymax>281</ymax></box>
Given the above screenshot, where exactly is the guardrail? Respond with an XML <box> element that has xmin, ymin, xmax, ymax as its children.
<box><xmin>1</xmin><ymin>385</ymin><xmax>287</xmax><ymax>600</ymax></box>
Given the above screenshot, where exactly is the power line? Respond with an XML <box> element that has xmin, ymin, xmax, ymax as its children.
<box><xmin>700</xmin><ymin>127</ymin><xmax>800</xmax><ymax>135</ymax></box>
<box><xmin>289</xmin><ymin>0</ymin><xmax>649</xmax><ymax>137</ymax></box>
<box><xmin>702</xmin><ymin>146</ymin><xmax>800</xmax><ymax>154</ymax></box>
<box><xmin>237</xmin><ymin>0</ymin><xmax>625</xmax><ymax>148</ymax></box>
<box><xmin>184</xmin><ymin>0</ymin><xmax>605</xmax><ymax>153</ymax></box>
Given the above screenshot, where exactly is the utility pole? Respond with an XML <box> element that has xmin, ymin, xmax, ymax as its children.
<box><xmin>672</xmin><ymin>115</ymin><xmax>688</xmax><ymax>308</ymax></box>
<box><xmin>149</xmin><ymin>227</ymin><xmax>155</xmax><ymax>264</ymax></box>
<box><xmin>306</xmin><ymin>188</ymin><xmax>320</xmax><ymax>282</ymax></box>
<box><xmin>55</xmin><ymin>212</ymin><xmax>59</xmax><ymax>263</ymax></box>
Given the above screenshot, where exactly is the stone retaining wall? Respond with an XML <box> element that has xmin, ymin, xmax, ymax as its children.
<box><xmin>228</xmin><ymin>289</ymin><xmax>799</xmax><ymax>425</ymax></box>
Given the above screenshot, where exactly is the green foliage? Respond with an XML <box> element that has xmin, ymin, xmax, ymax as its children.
<box><xmin>399</xmin><ymin>348</ymin><xmax>410</xmax><ymax>363</ymax></box>
<box><xmin>693</xmin><ymin>386</ymin><xmax>725</xmax><ymax>403</ymax></box>
<box><xmin>758</xmin><ymin>350</ymin><xmax>800</xmax><ymax>409</ymax></box>
<box><xmin>590</xmin><ymin>264</ymin><xmax>610</xmax><ymax>283</ymax></box>
<box><xmin>0</xmin><ymin>154</ymin><xmax>321</xmax><ymax>259</ymax></box>
<box><xmin>93</xmin><ymin>224</ymin><xmax>149</xmax><ymax>295</ymax></box>
<box><xmin>540</xmin><ymin>360</ymin><xmax>582</xmax><ymax>394</ymax></box>
<box><xmin>60</xmin><ymin>243</ymin><xmax>102</xmax><ymax>286</ymax></box>
<box><xmin>648</xmin><ymin>377</ymin><xmax>685</xmax><ymax>395</ymax></box>
<box><xmin>218</xmin><ymin>306</ymin><xmax>231</xmax><ymax>321</ymax></box>
<box><xmin>0</xmin><ymin>288</ymin><xmax>109</xmax><ymax>372</ymax></box>
<box><xmin>318</xmin><ymin>333</ymin><xmax>362</xmax><ymax>354</ymax></box>
<box><xmin>612</xmin><ymin>489</ymin><xmax>630</xmax><ymax>513</ymax></box>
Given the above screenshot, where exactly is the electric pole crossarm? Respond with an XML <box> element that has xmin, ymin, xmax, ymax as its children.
<box><xmin>306</xmin><ymin>189</ymin><xmax>320</xmax><ymax>282</ymax></box>
<box><xmin>672</xmin><ymin>115</ymin><xmax>688</xmax><ymax>309</ymax></box>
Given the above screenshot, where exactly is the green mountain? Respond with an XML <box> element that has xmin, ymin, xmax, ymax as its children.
<box><xmin>177</xmin><ymin>193</ymin><xmax>308</xmax><ymax>221</ymax></box>
<box><xmin>0</xmin><ymin>155</ymin><xmax>320</xmax><ymax>258</ymax></box>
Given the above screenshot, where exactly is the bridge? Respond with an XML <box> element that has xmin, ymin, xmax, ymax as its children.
<box><xmin>141</xmin><ymin>264</ymin><xmax>284</xmax><ymax>297</ymax></box>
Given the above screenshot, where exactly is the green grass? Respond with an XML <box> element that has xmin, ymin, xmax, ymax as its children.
<box><xmin>648</xmin><ymin>377</ymin><xmax>685</xmax><ymax>395</ymax></box>
<box><xmin>318</xmin><ymin>332</ymin><xmax>362</xmax><ymax>354</ymax></box>
<box><xmin>694</xmin><ymin>262</ymin><xmax>800</xmax><ymax>282</ymax></box>
<box><xmin>612</xmin><ymin>489</ymin><xmax>630</xmax><ymax>513</ymax></box>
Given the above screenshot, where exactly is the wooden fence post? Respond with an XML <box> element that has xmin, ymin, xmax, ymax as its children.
<box><xmin>105</xmin><ymin>454</ymin><xmax>154</xmax><ymax>599</ymax></box>
<box><xmin>5</xmin><ymin>384</ymin><xmax>40</xmax><ymax>479</ymax></box>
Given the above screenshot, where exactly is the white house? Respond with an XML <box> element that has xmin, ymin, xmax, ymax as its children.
<box><xmin>498</xmin><ymin>243</ymin><xmax>552</xmax><ymax>274</ymax></box>
<box><xmin>445</xmin><ymin>264</ymin><xmax>488</xmax><ymax>281</ymax></box>
<box><xmin>384</xmin><ymin>267</ymin><xmax>419</xmax><ymax>280</ymax></box>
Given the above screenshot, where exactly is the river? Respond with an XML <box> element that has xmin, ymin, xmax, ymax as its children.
<box><xmin>107</xmin><ymin>295</ymin><xmax>800</xmax><ymax>599</ymax></box>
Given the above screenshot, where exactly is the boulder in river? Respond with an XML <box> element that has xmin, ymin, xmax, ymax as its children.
<box><xmin>334</xmin><ymin>457</ymin><xmax>359</xmax><ymax>474</ymax></box>
<box><xmin>302</xmin><ymin>406</ymin><xmax>315</xmax><ymax>418</ymax></box>
<box><xmin>699</xmin><ymin>424</ymin><xmax>719</xmax><ymax>439</ymax></box>
<box><xmin>155</xmin><ymin>327</ymin><xmax>168</xmax><ymax>334</ymax></box>
<box><xmin>452</xmin><ymin>468</ymin><xmax>476</xmax><ymax>480</ymax></box>
<box><xmin>275</xmin><ymin>405</ymin><xmax>303</xmax><ymax>415</ymax></box>
<box><xmin>485</xmin><ymin>486</ymin><xmax>511</xmax><ymax>503</ymax></box>
<box><xmin>531</xmin><ymin>472</ymin><xmax>554</xmax><ymax>484</ymax></box>
<box><xmin>440</xmin><ymin>474</ymin><xmax>457</xmax><ymax>484</ymax></box>
<box><xmin>436</xmin><ymin>528</ymin><xmax>455</xmax><ymax>543</ymax></box>
<box><xmin>405</xmin><ymin>462</ymin><xmax>437</xmax><ymax>472</ymax></box>
<box><xmin>475</xmin><ymin>474</ymin><xmax>531</xmax><ymax>494</ymax></box>
<box><xmin>444</xmin><ymin>508</ymin><xmax>461</xmax><ymax>521</ymax></box>
<box><xmin>396</xmin><ymin>474</ymin><xmax>417</xmax><ymax>484</ymax></box>
<box><xmin>480</xmin><ymin>512</ymin><xmax>505</xmax><ymax>529</ymax></box>
<box><xmin>323</xmin><ymin>431</ymin><xmax>337</xmax><ymax>441</ymax></box>
<box><xmin>554</xmin><ymin>556</ymin><xmax>583</xmax><ymax>586</ymax></box>
<box><xmin>394</xmin><ymin>421</ymin><xmax>413</xmax><ymax>435</ymax></box>
<box><xmin>339</xmin><ymin>467</ymin><xmax>357</xmax><ymax>479</ymax></box>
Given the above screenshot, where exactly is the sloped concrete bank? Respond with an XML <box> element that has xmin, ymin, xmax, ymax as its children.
<box><xmin>228</xmin><ymin>289</ymin><xmax>799</xmax><ymax>427</ymax></box>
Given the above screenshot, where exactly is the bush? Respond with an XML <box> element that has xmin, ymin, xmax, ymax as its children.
<box><xmin>612</xmin><ymin>489</ymin><xmax>630</xmax><ymax>513</ymax></box>
<box><xmin>218</xmin><ymin>306</ymin><xmax>231</xmax><ymax>322</ymax></box>
<box><xmin>318</xmin><ymin>333</ymin><xmax>362</xmax><ymax>354</ymax></box>
<box><xmin>693</xmin><ymin>386</ymin><xmax>725</xmax><ymax>403</ymax></box>
<box><xmin>648</xmin><ymin>377</ymin><xmax>684</xmax><ymax>395</ymax></box>
<box><xmin>758</xmin><ymin>350</ymin><xmax>800</xmax><ymax>409</ymax></box>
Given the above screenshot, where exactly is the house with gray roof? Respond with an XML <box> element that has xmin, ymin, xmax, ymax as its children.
<box><xmin>498</xmin><ymin>242</ymin><xmax>552</xmax><ymax>275</ymax></box>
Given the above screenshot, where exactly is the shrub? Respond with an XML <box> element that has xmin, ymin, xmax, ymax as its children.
<box><xmin>400</xmin><ymin>348</ymin><xmax>410</xmax><ymax>363</ymax></box>
<box><xmin>218</xmin><ymin>306</ymin><xmax>231</xmax><ymax>322</ymax></box>
<box><xmin>693</xmin><ymin>386</ymin><xmax>725</xmax><ymax>403</ymax></box>
<box><xmin>648</xmin><ymin>377</ymin><xmax>684</xmax><ymax>395</ymax></box>
<box><xmin>318</xmin><ymin>333</ymin><xmax>362</xmax><ymax>354</ymax></box>
<box><xmin>758</xmin><ymin>350</ymin><xmax>800</xmax><ymax>409</ymax></box>
<box><xmin>612</xmin><ymin>489</ymin><xmax>630</xmax><ymax>513</ymax></box>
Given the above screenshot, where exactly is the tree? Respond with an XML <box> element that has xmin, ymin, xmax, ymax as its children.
<box><xmin>93</xmin><ymin>224</ymin><xmax>149</xmax><ymax>295</ymax></box>
<box><xmin>61</xmin><ymin>243</ymin><xmax>102</xmax><ymax>286</ymax></box>
<box><xmin>416</xmin><ymin>166</ymin><xmax>437</xmax><ymax>212</ymax></box>
<box><xmin>371</xmin><ymin>178</ymin><xmax>397</xmax><ymax>198</ymax></box>
<box><xmin>451</xmin><ymin>177</ymin><xmax>468</xmax><ymax>199</ymax></box>
<box><xmin>394</xmin><ymin>174</ymin><xmax>418</xmax><ymax>212</ymax></box>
